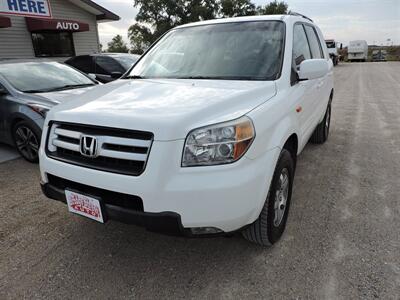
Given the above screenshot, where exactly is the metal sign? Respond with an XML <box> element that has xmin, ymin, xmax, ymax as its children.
<box><xmin>0</xmin><ymin>0</ymin><xmax>52</xmax><ymax>18</ymax></box>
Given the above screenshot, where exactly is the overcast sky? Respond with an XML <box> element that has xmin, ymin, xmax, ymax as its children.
<box><xmin>96</xmin><ymin>0</ymin><xmax>400</xmax><ymax>48</ymax></box>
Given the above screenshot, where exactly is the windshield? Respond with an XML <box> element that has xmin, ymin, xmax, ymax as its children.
<box><xmin>326</xmin><ymin>41</ymin><xmax>336</xmax><ymax>49</ymax></box>
<box><xmin>129</xmin><ymin>21</ymin><xmax>285</xmax><ymax>80</ymax></box>
<box><xmin>114</xmin><ymin>55</ymin><xmax>139</xmax><ymax>69</ymax></box>
<box><xmin>0</xmin><ymin>62</ymin><xmax>95</xmax><ymax>93</ymax></box>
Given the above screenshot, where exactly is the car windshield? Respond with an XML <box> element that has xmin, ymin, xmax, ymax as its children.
<box><xmin>326</xmin><ymin>41</ymin><xmax>336</xmax><ymax>48</ymax></box>
<box><xmin>113</xmin><ymin>55</ymin><xmax>139</xmax><ymax>69</ymax></box>
<box><xmin>0</xmin><ymin>62</ymin><xmax>95</xmax><ymax>93</ymax></box>
<box><xmin>128</xmin><ymin>21</ymin><xmax>285</xmax><ymax>80</ymax></box>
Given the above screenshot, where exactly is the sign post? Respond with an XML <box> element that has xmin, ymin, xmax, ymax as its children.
<box><xmin>0</xmin><ymin>0</ymin><xmax>52</xmax><ymax>18</ymax></box>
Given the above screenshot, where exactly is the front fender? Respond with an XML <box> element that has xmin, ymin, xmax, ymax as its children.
<box><xmin>5</xmin><ymin>110</ymin><xmax>44</xmax><ymax>143</ymax></box>
<box><xmin>245</xmin><ymin>95</ymin><xmax>300</xmax><ymax>160</ymax></box>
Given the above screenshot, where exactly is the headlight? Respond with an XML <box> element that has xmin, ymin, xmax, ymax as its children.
<box><xmin>182</xmin><ymin>116</ymin><xmax>255</xmax><ymax>167</ymax></box>
<box><xmin>27</xmin><ymin>103</ymin><xmax>51</xmax><ymax>117</ymax></box>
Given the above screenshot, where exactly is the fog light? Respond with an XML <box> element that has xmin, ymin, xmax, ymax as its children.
<box><xmin>190</xmin><ymin>227</ymin><xmax>223</xmax><ymax>235</ymax></box>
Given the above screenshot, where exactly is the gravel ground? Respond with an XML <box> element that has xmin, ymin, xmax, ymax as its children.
<box><xmin>0</xmin><ymin>62</ymin><xmax>399</xmax><ymax>299</ymax></box>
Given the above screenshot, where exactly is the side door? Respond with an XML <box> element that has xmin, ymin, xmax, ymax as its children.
<box><xmin>0</xmin><ymin>82</ymin><xmax>6</xmax><ymax>140</ymax></box>
<box><xmin>94</xmin><ymin>57</ymin><xmax>125</xmax><ymax>83</ymax></box>
<box><xmin>0</xmin><ymin>81</ymin><xmax>12</xmax><ymax>144</ymax></box>
<box><xmin>304</xmin><ymin>25</ymin><xmax>332</xmax><ymax>123</ymax></box>
<box><xmin>291</xmin><ymin>23</ymin><xmax>317</xmax><ymax>142</ymax></box>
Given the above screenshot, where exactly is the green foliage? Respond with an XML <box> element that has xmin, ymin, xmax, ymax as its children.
<box><xmin>220</xmin><ymin>0</ymin><xmax>256</xmax><ymax>17</ymax></box>
<box><xmin>107</xmin><ymin>35</ymin><xmax>129</xmax><ymax>53</ymax></box>
<box><xmin>128</xmin><ymin>0</ymin><xmax>289</xmax><ymax>52</ymax></box>
<box><xmin>257</xmin><ymin>1</ymin><xmax>288</xmax><ymax>15</ymax></box>
<box><xmin>128</xmin><ymin>24</ymin><xmax>154</xmax><ymax>54</ymax></box>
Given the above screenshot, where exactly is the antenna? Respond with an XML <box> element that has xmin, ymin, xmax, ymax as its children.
<box><xmin>288</xmin><ymin>11</ymin><xmax>313</xmax><ymax>23</ymax></box>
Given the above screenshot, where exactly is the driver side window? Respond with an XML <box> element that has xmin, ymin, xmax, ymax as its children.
<box><xmin>293</xmin><ymin>24</ymin><xmax>312</xmax><ymax>68</ymax></box>
<box><xmin>291</xmin><ymin>24</ymin><xmax>312</xmax><ymax>85</ymax></box>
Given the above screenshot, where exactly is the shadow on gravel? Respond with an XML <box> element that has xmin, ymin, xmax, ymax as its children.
<box><xmin>46</xmin><ymin>218</ymin><xmax>282</xmax><ymax>297</ymax></box>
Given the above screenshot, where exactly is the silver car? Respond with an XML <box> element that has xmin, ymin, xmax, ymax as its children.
<box><xmin>0</xmin><ymin>60</ymin><xmax>98</xmax><ymax>162</ymax></box>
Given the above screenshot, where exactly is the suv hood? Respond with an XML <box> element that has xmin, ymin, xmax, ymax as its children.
<box><xmin>48</xmin><ymin>79</ymin><xmax>276</xmax><ymax>141</ymax></box>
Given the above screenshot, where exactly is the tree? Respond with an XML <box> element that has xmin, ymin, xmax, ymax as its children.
<box><xmin>107</xmin><ymin>35</ymin><xmax>129</xmax><ymax>53</ymax></box>
<box><xmin>220</xmin><ymin>0</ymin><xmax>256</xmax><ymax>17</ymax></box>
<box><xmin>132</xmin><ymin>0</ymin><xmax>219</xmax><ymax>41</ymax></box>
<box><xmin>257</xmin><ymin>0</ymin><xmax>288</xmax><ymax>15</ymax></box>
<box><xmin>128</xmin><ymin>0</ymin><xmax>289</xmax><ymax>53</ymax></box>
<box><xmin>128</xmin><ymin>24</ymin><xmax>154</xmax><ymax>54</ymax></box>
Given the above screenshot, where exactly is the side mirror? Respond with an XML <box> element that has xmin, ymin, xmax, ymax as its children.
<box><xmin>88</xmin><ymin>73</ymin><xmax>97</xmax><ymax>80</ymax></box>
<box><xmin>111</xmin><ymin>72</ymin><xmax>123</xmax><ymax>79</ymax></box>
<box><xmin>298</xmin><ymin>59</ymin><xmax>329</xmax><ymax>81</ymax></box>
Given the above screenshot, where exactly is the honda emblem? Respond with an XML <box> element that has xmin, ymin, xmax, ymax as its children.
<box><xmin>80</xmin><ymin>135</ymin><xmax>98</xmax><ymax>158</ymax></box>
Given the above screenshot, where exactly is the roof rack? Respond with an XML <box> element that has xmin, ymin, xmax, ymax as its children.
<box><xmin>288</xmin><ymin>11</ymin><xmax>313</xmax><ymax>23</ymax></box>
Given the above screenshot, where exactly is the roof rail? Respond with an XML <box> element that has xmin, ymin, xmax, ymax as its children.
<box><xmin>288</xmin><ymin>11</ymin><xmax>313</xmax><ymax>23</ymax></box>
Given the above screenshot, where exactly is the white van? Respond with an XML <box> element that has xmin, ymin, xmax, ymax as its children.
<box><xmin>348</xmin><ymin>40</ymin><xmax>368</xmax><ymax>62</ymax></box>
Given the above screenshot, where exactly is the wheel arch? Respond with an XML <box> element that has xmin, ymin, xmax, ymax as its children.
<box><xmin>283</xmin><ymin>133</ymin><xmax>298</xmax><ymax>168</ymax></box>
<box><xmin>8</xmin><ymin>113</ymin><xmax>43</xmax><ymax>141</ymax></box>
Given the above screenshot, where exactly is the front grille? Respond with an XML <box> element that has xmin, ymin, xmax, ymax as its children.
<box><xmin>47</xmin><ymin>174</ymin><xmax>144</xmax><ymax>212</ymax></box>
<box><xmin>46</xmin><ymin>122</ymin><xmax>153</xmax><ymax>176</ymax></box>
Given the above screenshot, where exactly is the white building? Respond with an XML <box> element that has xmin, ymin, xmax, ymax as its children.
<box><xmin>0</xmin><ymin>0</ymin><xmax>119</xmax><ymax>59</ymax></box>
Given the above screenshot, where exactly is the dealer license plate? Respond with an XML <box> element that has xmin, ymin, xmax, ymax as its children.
<box><xmin>65</xmin><ymin>190</ymin><xmax>104</xmax><ymax>223</ymax></box>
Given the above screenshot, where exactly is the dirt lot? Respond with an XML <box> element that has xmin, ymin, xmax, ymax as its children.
<box><xmin>0</xmin><ymin>62</ymin><xmax>399</xmax><ymax>299</ymax></box>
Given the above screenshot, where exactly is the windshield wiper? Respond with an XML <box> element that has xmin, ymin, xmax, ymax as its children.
<box><xmin>23</xmin><ymin>89</ymin><xmax>48</xmax><ymax>93</ymax></box>
<box><xmin>125</xmin><ymin>75</ymin><xmax>145</xmax><ymax>79</ymax></box>
<box><xmin>50</xmin><ymin>83</ymin><xmax>95</xmax><ymax>91</ymax></box>
<box><xmin>178</xmin><ymin>75</ymin><xmax>265</xmax><ymax>80</ymax></box>
<box><xmin>24</xmin><ymin>83</ymin><xmax>95</xmax><ymax>93</ymax></box>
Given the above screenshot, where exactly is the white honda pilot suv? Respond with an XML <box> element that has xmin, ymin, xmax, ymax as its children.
<box><xmin>40</xmin><ymin>14</ymin><xmax>333</xmax><ymax>246</ymax></box>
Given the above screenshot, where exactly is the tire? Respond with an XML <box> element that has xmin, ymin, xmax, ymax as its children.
<box><xmin>310</xmin><ymin>102</ymin><xmax>331</xmax><ymax>144</ymax></box>
<box><xmin>12</xmin><ymin>120</ymin><xmax>41</xmax><ymax>163</ymax></box>
<box><xmin>242</xmin><ymin>149</ymin><xmax>294</xmax><ymax>246</ymax></box>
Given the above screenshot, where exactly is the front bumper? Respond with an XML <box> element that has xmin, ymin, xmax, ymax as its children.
<box><xmin>40</xmin><ymin>138</ymin><xmax>280</xmax><ymax>233</ymax></box>
<box><xmin>41</xmin><ymin>181</ymin><xmax>187</xmax><ymax>236</ymax></box>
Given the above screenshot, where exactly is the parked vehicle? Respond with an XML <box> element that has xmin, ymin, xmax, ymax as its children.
<box><xmin>325</xmin><ymin>39</ymin><xmax>342</xmax><ymax>66</ymax></box>
<box><xmin>65</xmin><ymin>53</ymin><xmax>140</xmax><ymax>83</ymax></box>
<box><xmin>348</xmin><ymin>40</ymin><xmax>368</xmax><ymax>62</ymax></box>
<box><xmin>40</xmin><ymin>15</ymin><xmax>334</xmax><ymax>246</ymax></box>
<box><xmin>372</xmin><ymin>49</ymin><xmax>387</xmax><ymax>62</ymax></box>
<box><xmin>0</xmin><ymin>60</ymin><xmax>98</xmax><ymax>162</ymax></box>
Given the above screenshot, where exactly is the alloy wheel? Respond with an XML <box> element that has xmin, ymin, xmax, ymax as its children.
<box><xmin>325</xmin><ymin>105</ymin><xmax>331</xmax><ymax>137</ymax></box>
<box><xmin>273</xmin><ymin>168</ymin><xmax>290</xmax><ymax>227</ymax></box>
<box><xmin>15</xmin><ymin>126</ymin><xmax>39</xmax><ymax>161</ymax></box>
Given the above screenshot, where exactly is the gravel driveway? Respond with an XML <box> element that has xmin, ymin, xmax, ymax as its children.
<box><xmin>0</xmin><ymin>62</ymin><xmax>399</xmax><ymax>299</ymax></box>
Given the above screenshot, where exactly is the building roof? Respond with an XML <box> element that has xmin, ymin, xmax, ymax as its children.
<box><xmin>68</xmin><ymin>0</ymin><xmax>120</xmax><ymax>22</ymax></box>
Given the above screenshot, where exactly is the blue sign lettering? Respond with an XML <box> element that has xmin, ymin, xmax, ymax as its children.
<box><xmin>3</xmin><ymin>0</ymin><xmax>50</xmax><ymax>17</ymax></box>
<box><xmin>18</xmin><ymin>0</ymin><xmax>27</xmax><ymax>12</ymax></box>
<box><xmin>27</xmin><ymin>0</ymin><xmax>38</xmax><ymax>13</ymax></box>
<box><xmin>37</xmin><ymin>1</ymin><xmax>45</xmax><ymax>14</ymax></box>
<box><xmin>7</xmin><ymin>0</ymin><xmax>18</xmax><ymax>11</ymax></box>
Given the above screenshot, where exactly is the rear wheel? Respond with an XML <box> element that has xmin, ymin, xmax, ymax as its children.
<box><xmin>242</xmin><ymin>149</ymin><xmax>294</xmax><ymax>246</ymax></box>
<box><xmin>310</xmin><ymin>102</ymin><xmax>331</xmax><ymax>144</ymax></box>
<box><xmin>12</xmin><ymin>120</ymin><xmax>41</xmax><ymax>163</ymax></box>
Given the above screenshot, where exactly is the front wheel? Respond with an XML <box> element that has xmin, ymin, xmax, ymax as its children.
<box><xmin>310</xmin><ymin>102</ymin><xmax>331</xmax><ymax>144</ymax></box>
<box><xmin>12</xmin><ymin>120</ymin><xmax>41</xmax><ymax>163</ymax></box>
<box><xmin>242</xmin><ymin>149</ymin><xmax>294</xmax><ymax>246</ymax></box>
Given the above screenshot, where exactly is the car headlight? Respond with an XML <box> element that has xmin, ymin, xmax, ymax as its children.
<box><xmin>182</xmin><ymin>116</ymin><xmax>255</xmax><ymax>167</ymax></box>
<box><xmin>27</xmin><ymin>103</ymin><xmax>51</xmax><ymax>117</ymax></box>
